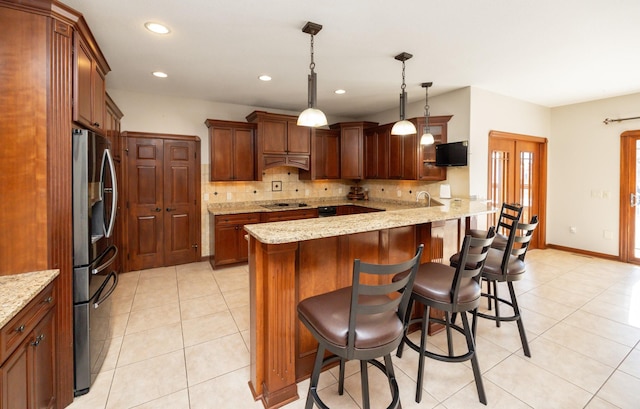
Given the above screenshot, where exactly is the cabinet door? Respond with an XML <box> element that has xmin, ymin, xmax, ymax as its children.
<box><xmin>93</xmin><ymin>67</ymin><xmax>106</xmax><ymax>130</ymax></box>
<box><xmin>31</xmin><ymin>308</ymin><xmax>56</xmax><ymax>409</ymax></box>
<box><xmin>210</xmin><ymin>127</ymin><xmax>234</xmax><ymax>180</ymax></box>
<box><xmin>127</xmin><ymin>138</ymin><xmax>165</xmax><ymax>270</ymax></box>
<box><xmin>287</xmin><ymin>122</ymin><xmax>311</xmax><ymax>154</ymax></box>
<box><xmin>388</xmin><ymin>131</ymin><xmax>416</xmax><ymax>180</ymax></box>
<box><xmin>1</xmin><ymin>338</ymin><xmax>29</xmax><ymax>409</ymax></box>
<box><xmin>74</xmin><ymin>35</ymin><xmax>93</xmax><ymax>128</ymax></box>
<box><xmin>262</xmin><ymin>119</ymin><xmax>288</xmax><ymax>154</ymax></box>
<box><xmin>419</xmin><ymin>125</ymin><xmax>447</xmax><ymax>181</ymax></box>
<box><xmin>233</xmin><ymin>128</ymin><xmax>255</xmax><ymax>181</ymax></box>
<box><xmin>324</xmin><ymin>131</ymin><xmax>340</xmax><ymax>179</ymax></box>
<box><xmin>214</xmin><ymin>224</ymin><xmax>241</xmax><ymax>265</ymax></box>
<box><xmin>340</xmin><ymin>127</ymin><xmax>363</xmax><ymax>179</ymax></box>
<box><xmin>163</xmin><ymin>140</ymin><xmax>199</xmax><ymax>266</ymax></box>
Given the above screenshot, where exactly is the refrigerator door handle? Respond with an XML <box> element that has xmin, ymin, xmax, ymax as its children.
<box><xmin>101</xmin><ymin>148</ymin><xmax>118</xmax><ymax>238</ymax></box>
<box><xmin>92</xmin><ymin>271</ymin><xmax>118</xmax><ymax>308</ymax></box>
<box><xmin>91</xmin><ymin>244</ymin><xmax>118</xmax><ymax>275</ymax></box>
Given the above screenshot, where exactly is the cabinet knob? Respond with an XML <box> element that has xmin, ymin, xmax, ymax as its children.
<box><xmin>43</xmin><ymin>296</ymin><xmax>54</xmax><ymax>304</ymax></box>
<box><xmin>166</xmin><ymin>207</ymin><xmax>176</xmax><ymax>212</ymax></box>
<box><xmin>15</xmin><ymin>324</ymin><xmax>25</xmax><ymax>333</ymax></box>
<box><xmin>93</xmin><ymin>122</ymin><xmax>101</xmax><ymax>127</ymax></box>
<box><xmin>154</xmin><ymin>207</ymin><xmax>162</xmax><ymax>212</ymax></box>
<box><xmin>31</xmin><ymin>334</ymin><xmax>45</xmax><ymax>347</ymax></box>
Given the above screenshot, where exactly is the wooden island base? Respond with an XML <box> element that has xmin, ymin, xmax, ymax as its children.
<box><xmin>248</xmin><ymin>218</ymin><xmax>470</xmax><ymax>408</ymax></box>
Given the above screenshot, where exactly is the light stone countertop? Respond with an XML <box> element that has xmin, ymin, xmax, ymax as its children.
<box><xmin>0</xmin><ymin>270</ymin><xmax>59</xmax><ymax>328</ymax></box>
<box><xmin>207</xmin><ymin>197</ymin><xmax>425</xmax><ymax>216</ymax></box>
<box><xmin>244</xmin><ymin>199</ymin><xmax>495</xmax><ymax>244</ymax></box>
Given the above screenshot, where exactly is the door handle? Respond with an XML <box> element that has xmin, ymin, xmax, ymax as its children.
<box><xmin>631</xmin><ymin>193</ymin><xmax>637</xmax><ymax>208</ymax></box>
<box><xmin>154</xmin><ymin>207</ymin><xmax>162</xmax><ymax>212</ymax></box>
<box><xmin>166</xmin><ymin>207</ymin><xmax>176</xmax><ymax>212</ymax></box>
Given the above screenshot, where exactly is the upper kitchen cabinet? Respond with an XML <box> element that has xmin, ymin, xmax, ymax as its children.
<box><xmin>246</xmin><ymin>111</ymin><xmax>311</xmax><ymax>180</ymax></box>
<box><xmin>388</xmin><ymin>125</ymin><xmax>417</xmax><ymax>180</ymax></box>
<box><xmin>205</xmin><ymin>119</ymin><xmax>256</xmax><ymax>181</ymax></box>
<box><xmin>330</xmin><ymin>121</ymin><xmax>378</xmax><ymax>180</ymax></box>
<box><xmin>73</xmin><ymin>27</ymin><xmax>110</xmax><ymax>134</ymax></box>
<box><xmin>299</xmin><ymin>128</ymin><xmax>340</xmax><ymax>180</ymax></box>
<box><xmin>364</xmin><ymin>124</ymin><xmax>390</xmax><ymax>179</ymax></box>
<box><xmin>412</xmin><ymin>115</ymin><xmax>453</xmax><ymax>181</ymax></box>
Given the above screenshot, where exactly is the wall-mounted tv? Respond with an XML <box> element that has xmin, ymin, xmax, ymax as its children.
<box><xmin>435</xmin><ymin>141</ymin><xmax>468</xmax><ymax>167</ymax></box>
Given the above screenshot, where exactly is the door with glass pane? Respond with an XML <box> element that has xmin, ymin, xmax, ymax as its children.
<box><xmin>487</xmin><ymin>131</ymin><xmax>547</xmax><ymax>249</ymax></box>
<box><xmin>620</xmin><ymin>131</ymin><xmax>640</xmax><ymax>263</ymax></box>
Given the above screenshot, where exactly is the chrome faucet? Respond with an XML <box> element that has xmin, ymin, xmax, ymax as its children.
<box><xmin>416</xmin><ymin>191</ymin><xmax>431</xmax><ymax>206</ymax></box>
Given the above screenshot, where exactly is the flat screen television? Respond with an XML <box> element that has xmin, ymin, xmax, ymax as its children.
<box><xmin>435</xmin><ymin>141</ymin><xmax>468</xmax><ymax>167</ymax></box>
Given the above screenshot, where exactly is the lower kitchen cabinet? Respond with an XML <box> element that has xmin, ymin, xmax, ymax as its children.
<box><xmin>1</xmin><ymin>282</ymin><xmax>56</xmax><ymax>409</ymax></box>
<box><xmin>210</xmin><ymin>212</ymin><xmax>261</xmax><ymax>268</ymax></box>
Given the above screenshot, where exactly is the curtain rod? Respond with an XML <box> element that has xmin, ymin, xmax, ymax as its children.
<box><xmin>603</xmin><ymin>116</ymin><xmax>640</xmax><ymax>125</ymax></box>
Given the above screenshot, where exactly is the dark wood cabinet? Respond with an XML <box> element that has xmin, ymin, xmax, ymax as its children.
<box><xmin>73</xmin><ymin>33</ymin><xmax>107</xmax><ymax>134</ymax></box>
<box><xmin>210</xmin><ymin>212</ymin><xmax>261</xmax><ymax>268</ymax></box>
<box><xmin>246</xmin><ymin>111</ymin><xmax>311</xmax><ymax>179</ymax></box>
<box><xmin>261</xmin><ymin>208</ymin><xmax>318</xmax><ymax>222</ymax></box>
<box><xmin>1</xmin><ymin>282</ymin><xmax>56</xmax><ymax>409</ymax></box>
<box><xmin>364</xmin><ymin>124</ymin><xmax>390</xmax><ymax>179</ymax></box>
<box><xmin>412</xmin><ymin>115</ymin><xmax>453</xmax><ymax>181</ymax></box>
<box><xmin>123</xmin><ymin>132</ymin><xmax>201</xmax><ymax>271</ymax></box>
<box><xmin>0</xmin><ymin>3</ymin><xmax>111</xmax><ymax>404</ymax></box>
<box><xmin>388</xmin><ymin>127</ymin><xmax>417</xmax><ymax>180</ymax></box>
<box><xmin>330</xmin><ymin>121</ymin><xmax>378</xmax><ymax>180</ymax></box>
<box><xmin>300</xmin><ymin>128</ymin><xmax>340</xmax><ymax>180</ymax></box>
<box><xmin>205</xmin><ymin>119</ymin><xmax>256</xmax><ymax>181</ymax></box>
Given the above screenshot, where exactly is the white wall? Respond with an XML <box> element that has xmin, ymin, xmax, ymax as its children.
<box><xmin>549</xmin><ymin>92</ymin><xmax>640</xmax><ymax>256</ymax></box>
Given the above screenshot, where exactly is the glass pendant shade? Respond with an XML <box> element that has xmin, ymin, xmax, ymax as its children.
<box><xmin>420</xmin><ymin>130</ymin><xmax>435</xmax><ymax>145</ymax></box>
<box><xmin>392</xmin><ymin>120</ymin><xmax>417</xmax><ymax>135</ymax></box>
<box><xmin>297</xmin><ymin>107</ymin><xmax>327</xmax><ymax>127</ymax></box>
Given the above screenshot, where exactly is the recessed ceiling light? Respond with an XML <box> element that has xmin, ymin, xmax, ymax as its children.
<box><xmin>152</xmin><ymin>71</ymin><xmax>168</xmax><ymax>78</ymax></box>
<box><xmin>335</xmin><ymin>89</ymin><xmax>346</xmax><ymax>94</ymax></box>
<box><xmin>145</xmin><ymin>22</ymin><xmax>170</xmax><ymax>34</ymax></box>
<box><xmin>258</xmin><ymin>75</ymin><xmax>272</xmax><ymax>81</ymax></box>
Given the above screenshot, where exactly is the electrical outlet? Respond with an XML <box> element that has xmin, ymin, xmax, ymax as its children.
<box><xmin>603</xmin><ymin>230</ymin><xmax>613</xmax><ymax>239</ymax></box>
<box><xmin>204</xmin><ymin>193</ymin><xmax>209</xmax><ymax>201</ymax></box>
<box><xmin>602</xmin><ymin>191</ymin><xmax>610</xmax><ymax>199</ymax></box>
<box><xmin>397</xmin><ymin>190</ymin><xmax>402</xmax><ymax>197</ymax></box>
<box><xmin>272</xmin><ymin>181</ymin><xmax>282</xmax><ymax>192</ymax></box>
<box><xmin>226</xmin><ymin>192</ymin><xmax>232</xmax><ymax>200</ymax></box>
<box><xmin>570</xmin><ymin>226</ymin><xmax>577</xmax><ymax>234</ymax></box>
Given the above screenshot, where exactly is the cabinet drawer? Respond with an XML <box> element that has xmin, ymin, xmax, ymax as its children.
<box><xmin>262</xmin><ymin>209</ymin><xmax>318</xmax><ymax>222</ymax></box>
<box><xmin>215</xmin><ymin>212</ymin><xmax>262</xmax><ymax>227</ymax></box>
<box><xmin>1</xmin><ymin>282</ymin><xmax>55</xmax><ymax>364</ymax></box>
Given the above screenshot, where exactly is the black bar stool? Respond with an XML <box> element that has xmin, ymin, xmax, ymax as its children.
<box><xmin>297</xmin><ymin>245</ymin><xmax>424</xmax><ymax>409</ymax></box>
<box><xmin>396</xmin><ymin>230</ymin><xmax>495</xmax><ymax>405</ymax></box>
<box><xmin>453</xmin><ymin>215</ymin><xmax>539</xmax><ymax>357</ymax></box>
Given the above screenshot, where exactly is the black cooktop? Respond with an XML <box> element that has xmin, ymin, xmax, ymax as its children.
<box><xmin>262</xmin><ymin>202</ymin><xmax>309</xmax><ymax>209</ymax></box>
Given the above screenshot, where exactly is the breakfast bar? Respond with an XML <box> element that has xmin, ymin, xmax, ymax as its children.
<box><xmin>244</xmin><ymin>199</ymin><xmax>495</xmax><ymax>408</ymax></box>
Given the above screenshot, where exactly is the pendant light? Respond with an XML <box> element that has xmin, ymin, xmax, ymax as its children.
<box><xmin>297</xmin><ymin>22</ymin><xmax>328</xmax><ymax>127</ymax></box>
<box><xmin>420</xmin><ymin>82</ymin><xmax>435</xmax><ymax>145</ymax></box>
<box><xmin>391</xmin><ymin>52</ymin><xmax>417</xmax><ymax>136</ymax></box>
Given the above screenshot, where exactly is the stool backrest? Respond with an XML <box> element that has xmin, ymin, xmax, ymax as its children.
<box><xmin>511</xmin><ymin>215</ymin><xmax>539</xmax><ymax>262</ymax></box>
<box><xmin>451</xmin><ymin>228</ymin><xmax>495</xmax><ymax>304</ymax></box>
<box><xmin>496</xmin><ymin>202</ymin><xmax>524</xmax><ymax>241</ymax></box>
<box><xmin>348</xmin><ymin>245</ymin><xmax>424</xmax><ymax>353</ymax></box>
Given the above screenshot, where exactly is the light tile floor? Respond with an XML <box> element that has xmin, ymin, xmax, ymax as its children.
<box><xmin>67</xmin><ymin>249</ymin><xmax>640</xmax><ymax>409</ymax></box>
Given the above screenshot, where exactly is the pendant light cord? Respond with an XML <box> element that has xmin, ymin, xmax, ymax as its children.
<box><xmin>424</xmin><ymin>85</ymin><xmax>430</xmax><ymax>133</ymax></box>
<box><xmin>401</xmin><ymin>60</ymin><xmax>406</xmax><ymax>91</ymax></box>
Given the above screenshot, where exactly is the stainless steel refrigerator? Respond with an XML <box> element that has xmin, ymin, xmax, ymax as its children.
<box><xmin>72</xmin><ymin>128</ymin><xmax>119</xmax><ymax>396</ymax></box>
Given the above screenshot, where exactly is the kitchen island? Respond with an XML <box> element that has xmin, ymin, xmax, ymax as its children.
<box><xmin>244</xmin><ymin>199</ymin><xmax>494</xmax><ymax>409</ymax></box>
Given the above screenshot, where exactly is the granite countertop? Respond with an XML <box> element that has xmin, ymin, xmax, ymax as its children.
<box><xmin>244</xmin><ymin>198</ymin><xmax>495</xmax><ymax>244</ymax></box>
<box><xmin>207</xmin><ymin>197</ymin><xmax>424</xmax><ymax>216</ymax></box>
<box><xmin>0</xmin><ymin>270</ymin><xmax>59</xmax><ymax>328</ymax></box>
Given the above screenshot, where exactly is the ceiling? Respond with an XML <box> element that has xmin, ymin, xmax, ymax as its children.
<box><xmin>62</xmin><ymin>0</ymin><xmax>640</xmax><ymax>119</ymax></box>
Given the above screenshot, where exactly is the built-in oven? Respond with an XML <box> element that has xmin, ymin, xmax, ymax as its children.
<box><xmin>318</xmin><ymin>206</ymin><xmax>338</xmax><ymax>217</ymax></box>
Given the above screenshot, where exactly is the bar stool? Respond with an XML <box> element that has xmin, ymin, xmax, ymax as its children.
<box><xmin>453</xmin><ymin>215</ymin><xmax>538</xmax><ymax>357</ymax></box>
<box><xmin>297</xmin><ymin>245</ymin><xmax>424</xmax><ymax>409</ymax></box>
<box><xmin>395</xmin><ymin>230</ymin><xmax>495</xmax><ymax>405</ymax></box>
<box><xmin>469</xmin><ymin>202</ymin><xmax>523</xmax><ymax>250</ymax></box>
